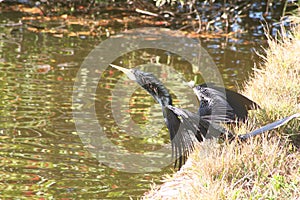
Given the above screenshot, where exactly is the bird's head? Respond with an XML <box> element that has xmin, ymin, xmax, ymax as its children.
<box><xmin>110</xmin><ymin>64</ymin><xmax>137</xmax><ymax>81</ymax></box>
<box><xmin>110</xmin><ymin>64</ymin><xmax>172</xmax><ymax>106</ymax></box>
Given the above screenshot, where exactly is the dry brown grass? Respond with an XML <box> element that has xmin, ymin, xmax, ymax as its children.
<box><xmin>144</xmin><ymin>138</ymin><xmax>300</xmax><ymax>200</ymax></box>
<box><xmin>243</xmin><ymin>24</ymin><xmax>300</xmax><ymax>123</ymax></box>
<box><xmin>143</xmin><ymin>21</ymin><xmax>300</xmax><ymax>200</ymax></box>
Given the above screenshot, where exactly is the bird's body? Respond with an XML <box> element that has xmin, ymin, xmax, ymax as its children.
<box><xmin>192</xmin><ymin>83</ymin><xmax>260</xmax><ymax>122</ymax></box>
<box><xmin>110</xmin><ymin>64</ymin><xmax>258</xmax><ymax>169</ymax></box>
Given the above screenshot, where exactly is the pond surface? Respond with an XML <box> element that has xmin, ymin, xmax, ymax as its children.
<box><xmin>0</xmin><ymin>7</ymin><xmax>286</xmax><ymax>199</ymax></box>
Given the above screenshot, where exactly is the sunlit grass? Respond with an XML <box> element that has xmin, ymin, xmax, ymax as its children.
<box><xmin>143</xmin><ymin>19</ymin><xmax>300</xmax><ymax>200</ymax></box>
<box><xmin>144</xmin><ymin>138</ymin><xmax>300</xmax><ymax>200</ymax></box>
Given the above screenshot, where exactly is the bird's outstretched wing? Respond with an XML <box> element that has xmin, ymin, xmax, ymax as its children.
<box><xmin>164</xmin><ymin>106</ymin><xmax>197</xmax><ymax>169</ymax></box>
<box><xmin>164</xmin><ymin>105</ymin><xmax>233</xmax><ymax>169</ymax></box>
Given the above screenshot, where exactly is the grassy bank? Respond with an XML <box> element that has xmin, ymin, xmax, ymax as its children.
<box><xmin>143</xmin><ymin>24</ymin><xmax>300</xmax><ymax>199</ymax></box>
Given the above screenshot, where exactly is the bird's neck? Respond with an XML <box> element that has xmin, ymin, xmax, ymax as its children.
<box><xmin>140</xmin><ymin>81</ymin><xmax>172</xmax><ymax>107</ymax></box>
<box><xmin>151</xmin><ymin>88</ymin><xmax>173</xmax><ymax>108</ymax></box>
<box><xmin>155</xmin><ymin>92</ymin><xmax>172</xmax><ymax>127</ymax></box>
<box><xmin>157</xmin><ymin>95</ymin><xmax>172</xmax><ymax>107</ymax></box>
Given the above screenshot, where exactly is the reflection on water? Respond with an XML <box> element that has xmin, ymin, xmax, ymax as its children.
<box><xmin>1</xmin><ymin>58</ymin><xmax>170</xmax><ymax>198</ymax></box>
<box><xmin>0</xmin><ymin>6</ymin><xmax>287</xmax><ymax>198</ymax></box>
<box><xmin>1</xmin><ymin>25</ymin><xmax>179</xmax><ymax>198</ymax></box>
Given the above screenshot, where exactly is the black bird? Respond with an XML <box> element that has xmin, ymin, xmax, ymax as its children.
<box><xmin>110</xmin><ymin>64</ymin><xmax>299</xmax><ymax>169</ymax></box>
<box><xmin>110</xmin><ymin>64</ymin><xmax>255</xmax><ymax>167</ymax></box>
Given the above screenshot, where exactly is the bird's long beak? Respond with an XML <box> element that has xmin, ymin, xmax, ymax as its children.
<box><xmin>110</xmin><ymin>64</ymin><xmax>136</xmax><ymax>81</ymax></box>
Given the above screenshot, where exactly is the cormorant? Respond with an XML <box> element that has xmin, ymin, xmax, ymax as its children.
<box><xmin>110</xmin><ymin>64</ymin><xmax>299</xmax><ymax>169</ymax></box>
<box><xmin>110</xmin><ymin>64</ymin><xmax>256</xmax><ymax>168</ymax></box>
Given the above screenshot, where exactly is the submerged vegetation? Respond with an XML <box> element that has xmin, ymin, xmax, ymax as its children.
<box><xmin>143</xmin><ymin>20</ymin><xmax>300</xmax><ymax>200</ymax></box>
<box><xmin>1</xmin><ymin>0</ymin><xmax>299</xmax><ymax>38</ymax></box>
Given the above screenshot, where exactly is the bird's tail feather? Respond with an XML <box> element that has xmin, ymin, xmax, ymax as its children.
<box><xmin>238</xmin><ymin>113</ymin><xmax>300</xmax><ymax>140</ymax></box>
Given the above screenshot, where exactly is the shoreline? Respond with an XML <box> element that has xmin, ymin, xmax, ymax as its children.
<box><xmin>143</xmin><ymin>21</ymin><xmax>300</xmax><ymax>200</ymax></box>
